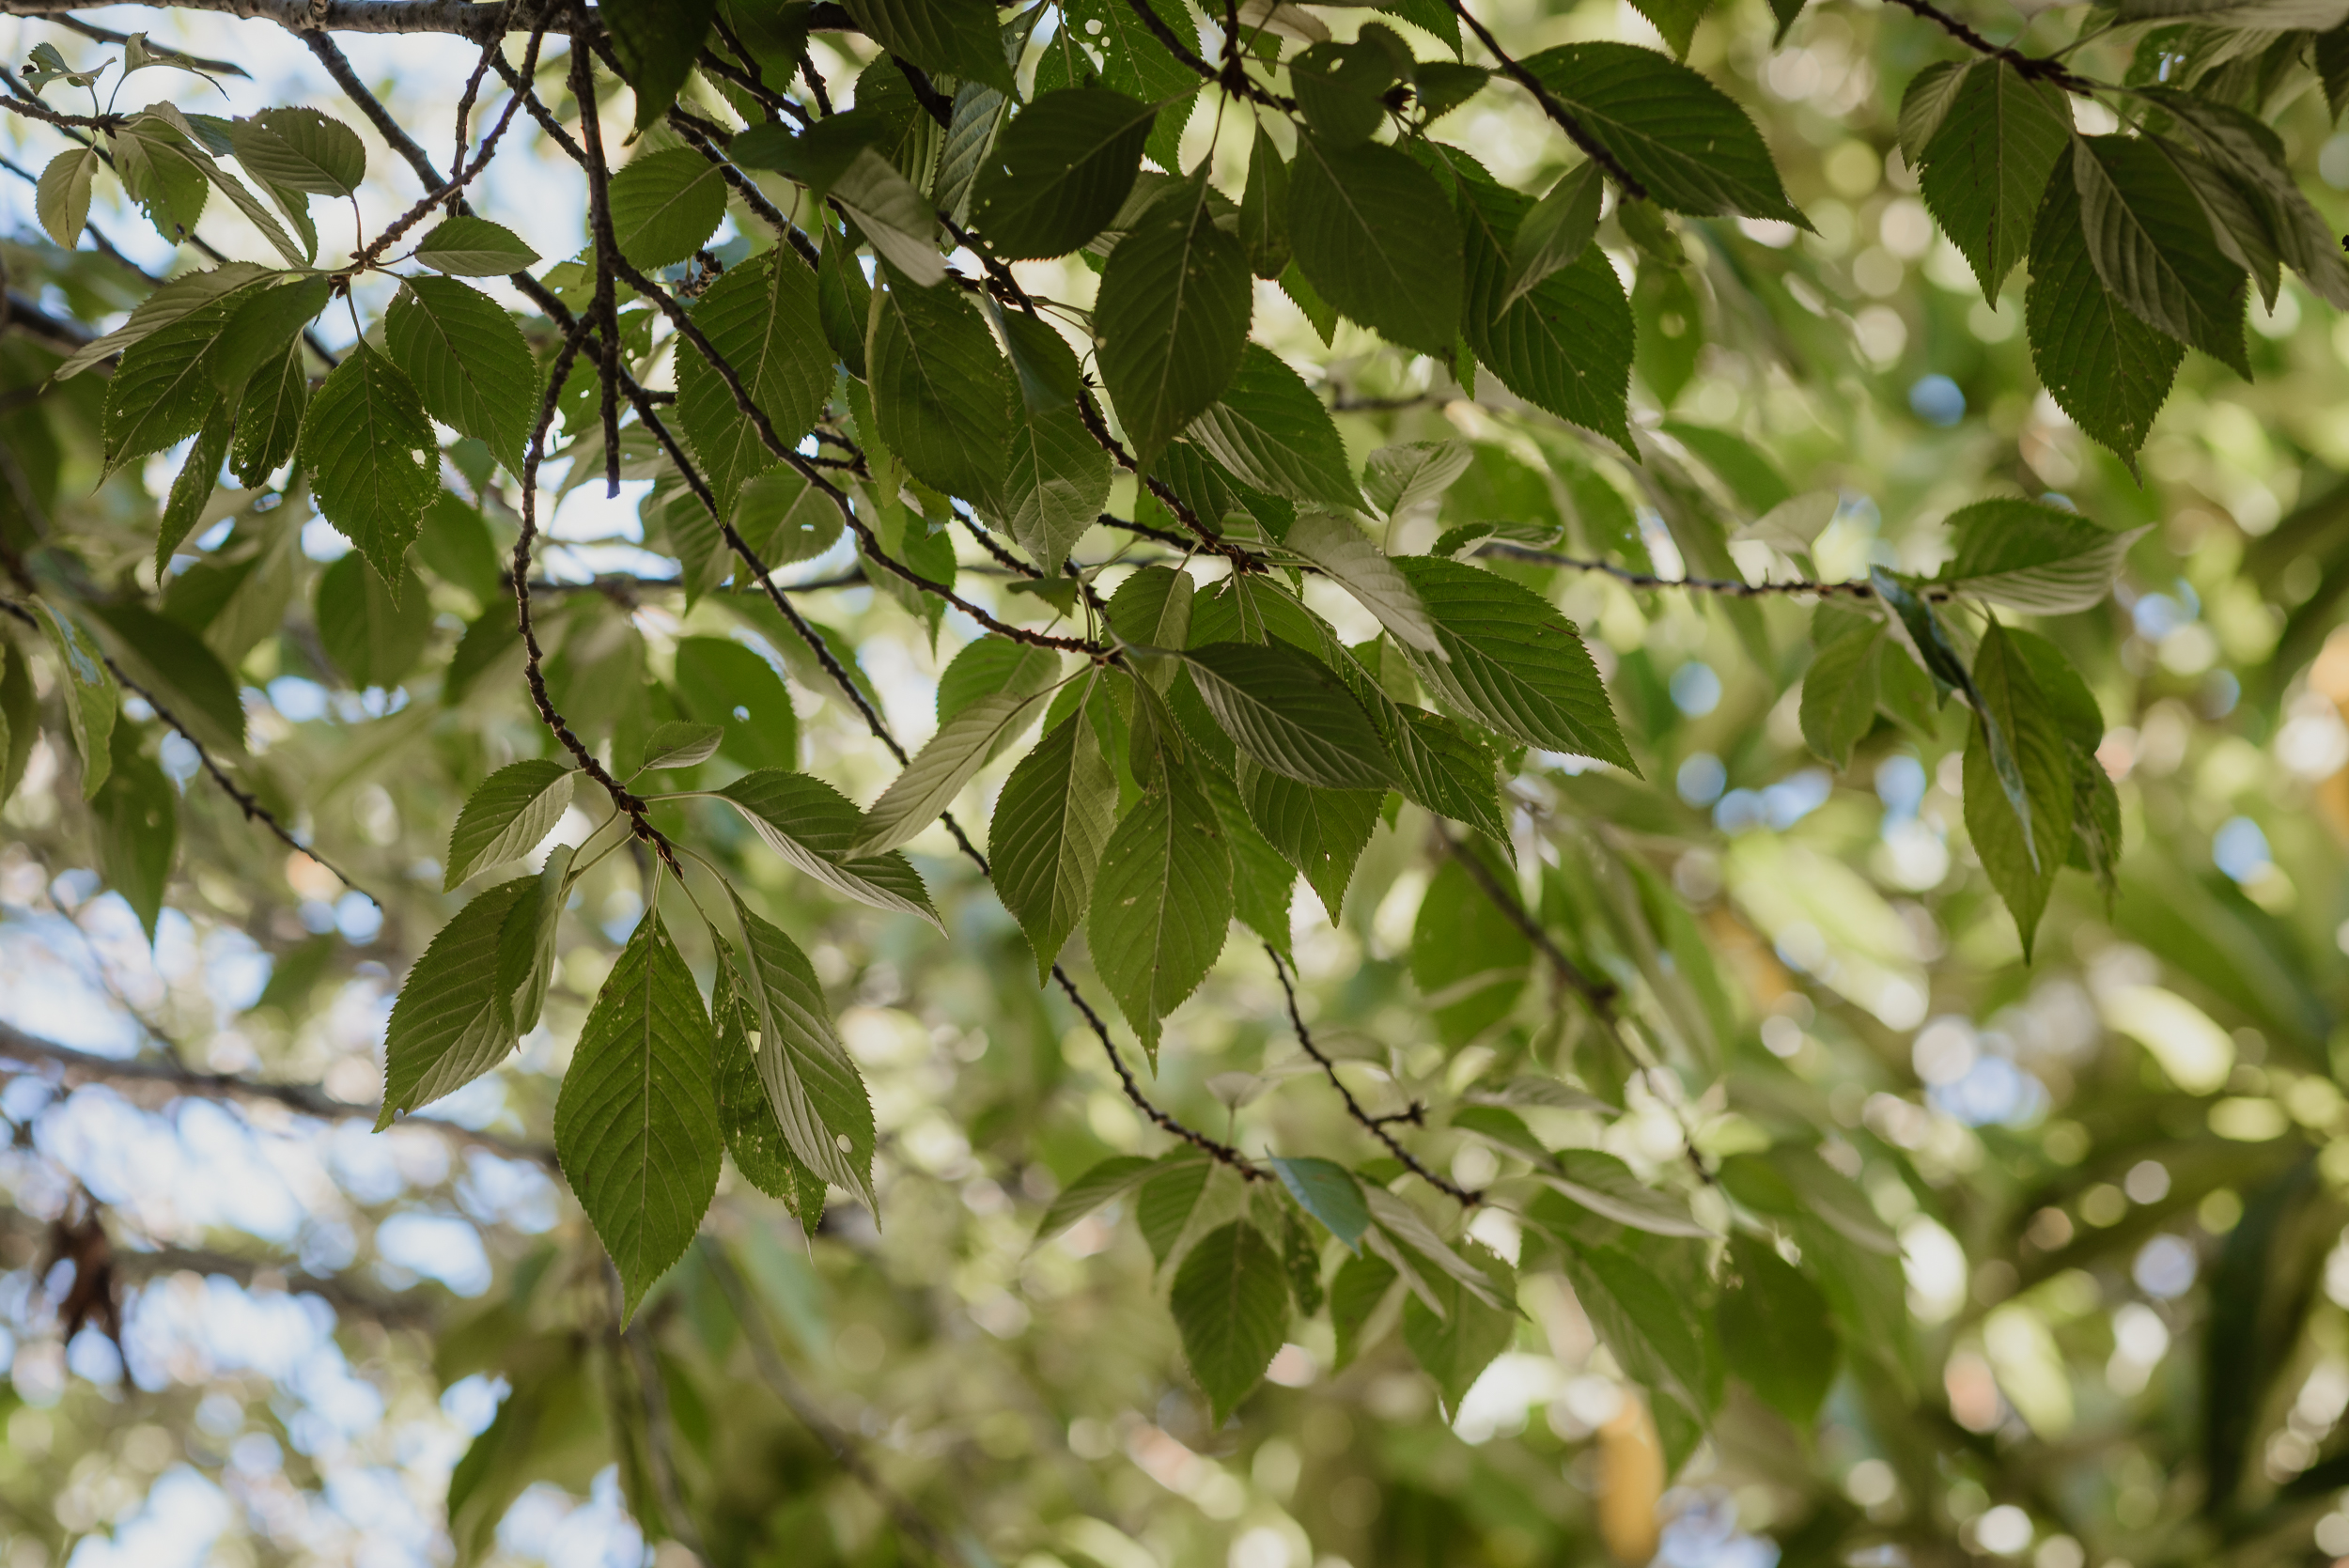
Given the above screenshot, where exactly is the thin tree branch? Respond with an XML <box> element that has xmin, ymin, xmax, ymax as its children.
<box><xmin>570</xmin><ymin>26</ymin><xmax>626</xmax><ymax>498</ymax></box>
<box><xmin>41</xmin><ymin>16</ymin><xmax>251</xmax><ymax>76</ymax></box>
<box><xmin>1268</xmin><ymin>946</ymin><xmax>1480</xmax><ymax>1206</ymax></box>
<box><xmin>595</xmin><ymin>246</ymin><xmax>1105</xmax><ymax>654</ymax></box>
<box><xmin>1471</xmin><ymin>541</ymin><xmax>1894</xmax><ymax>599</ymax></box>
<box><xmin>1877</xmin><ymin>0</ymin><xmax>2095</xmax><ymax>94</ymax></box>
<box><xmin>1118</xmin><ymin>0</ymin><xmax>1296</xmax><ymax>111</ymax></box>
<box><xmin>0</xmin><ymin>598</ymin><xmax>380</xmax><ymax>904</ymax></box>
<box><xmin>1444</xmin><ymin>0</ymin><xmax>1649</xmax><ymax>199</ymax></box>
<box><xmin>0</xmin><ymin>95</ymin><xmax>122</xmax><ymax>129</ymax></box>
<box><xmin>510</xmin><ymin>317</ymin><xmax>681</xmax><ymax>873</ymax></box>
<box><xmin>0</xmin><ymin>1019</ymin><xmax>556</xmax><ymax>1167</ymax></box>
<box><xmin>582</xmin><ymin>325</ymin><xmax>1260</xmax><ymax>1182</ymax></box>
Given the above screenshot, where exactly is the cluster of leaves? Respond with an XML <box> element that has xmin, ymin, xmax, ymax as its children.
<box><xmin>7</xmin><ymin>0</ymin><xmax>2349</xmax><ymax>1559</ymax></box>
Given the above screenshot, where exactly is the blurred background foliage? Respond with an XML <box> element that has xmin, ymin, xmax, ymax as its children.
<box><xmin>8</xmin><ymin>0</ymin><xmax>2349</xmax><ymax>1566</ymax></box>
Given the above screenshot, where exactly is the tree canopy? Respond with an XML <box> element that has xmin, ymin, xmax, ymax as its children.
<box><xmin>5</xmin><ymin>0</ymin><xmax>2349</xmax><ymax>1563</ymax></box>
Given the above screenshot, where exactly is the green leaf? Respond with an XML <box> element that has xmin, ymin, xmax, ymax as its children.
<box><xmin>836</xmin><ymin>147</ymin><xmax>950</xmax><ymax>287</ymax></box>
<box><xmin>1331</xmin><ymin>1249</ymin><xmax>1400</xmax><ymax>1367</ymax></box>
<box><xmin>152</xmin><ymin>399</ymin><xmax>234</xmax><ymax>577</ymax></box>
<box><xmin>1184</xmin><ymin>641</ymin><xmax>1393</xmax><ymax>790</ymax></box>
<box><xmin>1283</xmin><ymin>512</ymin><xmax>1439</xmax><ymax>655</ymax></box>
<box><xmin>1289</xmin><ymin>135</ymin><xmax>1464</xmax><ymax>357</ymax></box>
<box><xmin>1107</xmin><ymin>564</ymin><xmax>1195</xmax><ymax>688</ymax></box>
<box><xmin>939</xmin><ymin>640</ymin><xmax>1062</xmax><ymax>763</ymax></box>
<box><xmin>1088</xmin><ymin>757</ymin><xmax>1233</xmax><ymax>1063</ymax></box>
<box><xmin>209</xmin><ymin>275</ymin><xmax>329</xmax><ymax>401</ymax></box>
<box><xmin>1269</xmin><ymin>1156</ymin><xmax>1370</xmax><ymax>1249</ymax></box>
<box><xmin>1096</xmin><ymin>178</ymin><xmax>1253</xmax><ymax>469</ymax></box>
<box><xmin>94</xmin><ymin>726</ymin><xmax>177</xmax><ymax>942</ymax></box>
<box><xmin>1538</xmin><ymin>1149</ymin><xmax>1712</xmax><ymax>1236</ymax></box>
<box><xmin>553</xmin><ymin>910</ymin><xmax>721</xmax><ymax>1321</ymax></box>
<box><xmin>1552</xmin><ymin>1237</ymin><xmax>1712</xmax><ymax>1467</ymax></box>
<box><xmin>318</xmin><ymin>551</ymin><xmax>431</xmax><ymax>691</ymax></box>
<box><xmin>1936</xmin><ymin>499</ymin><xmax>2144</xmax><ymax>614</ymax></box>
<box><xmin>86</xmin><ymin>602</ymin><xmax>245</xmax><ymax>758</ymax></box>
<box><xmin>713</xmin><ymin>953</ymin><xmax>828</xmax><ymax>1228</ymax></box>
<box><xmin>1662</xmin><ymin>421</ymin><xmax>1791</xmax><ymax>514</ymax></box>
<box><xmin>2025</xmin><ymin>147</ymin><xmax>2183</xmax><ymax>470</ymax></box>
<box><xmin>737</xmin><ymin>467</ymin><xmax>846</xmax><ymax>567</ymax></box>
<box><xmin>1444</xmin><ymin>150</ymin><xmax>1635</xmax><ymax>454</ymax></box>
<box><xmin>852</xmin><ymin>686</ymin><xmax>1054</xmax><ymax>857</ymax></box>
<box><xmin>1718</xmin><ymin>1232</ymin><xmax>1837</xmax><ymax>1427</ymax></box>
<box><xmin>1034</xmin><ymin>1155</ymin><xmax>1155</xmax><ymax>1246</ymax></box>
<box><xmin>636</xmin><ymin>722</ymin><xmax>724</xmax><ymax>772</ymax></box>
<box><xmin>32</xmin><ymin>598</ymin><xmax>117</xmax><ymax>800</ymax></box>
<box><xmin>1138</xmin><ymin>1152</ymin><xmax>1216</xmax><ymax>1265</ymax></box>
<box><xmin>1519</xmin><ymin>42</ymin><xmax>1805</xmax><ymax>224</ymax></box>
<box><xmin>299</xmin><ymin>341</ymin><xmax>440</xmax><ymax>590</ymax></box>
<box><xmin>1170</xmin><ymin>1220</ymin><xmax>1290</xmax><ymax>1423</ymax></box>
<box><xmin>999</xmin><ymin>312</ymin><xmax>1112</xmax><ymax>575</ymax></box>
<box><xmin>871</xmin><ymin>277</ymin><xmax>1015</xmax><ymax>514</ymax></box>
<box><xmin>2072</xmin><ymin>133</ymin><xmax>2248</xmax><ymax>375</ymax></box>
<box><xmin>603</xmin><ymin>0</ymin><xmax>719</xmax><ymax>129</ymax></box>
<box><xmin>1240</xmin><ymin>123</ymin><xmax>1292</xmax><ymax>279</ymax></box>
<box><xmin>231</xmin><ymin>341</ymin><xmax>308</xmax><ymax>487</ymax></box>
<box><xmin>936</xmin><ymin>70</ymin><xmax>1014</xmax><ymax>227</ymax></box>
<box><xmin>993</xmin><ymin>707</ymin><xmax>1120</xmax><ymax>979</ymax></box>
<box><xmin>1283</xmin><ymin>1205</ymin><xmax>1326</xmax><ymax>1315</ymax></box>
<box><xmin>841</xmin><ymin>0</ymin><xmax>1016</xmax><ymax>93</ymax></box>
<box><xmin>497</xmin><ymin>844</ymin><xmax>569</xmax><ymax>1036</ymax></box>
<box><xmin>0</xmin><ymin>644</ymin><xmax>35</xmax><ymax>811</ymax></box>
<box><xmin>413</xmin><ymin>216</ymin><xmax>542</xmax><ymax>276</ymax></box>
<box><xmin>1364</xmin><ymin>1185</ymin><xmax>1513</xmax><ymax>1311</ymax></box>
<box><xmin>2142</xmin><ymin>87</ymin><xmax>2349</xmax><ymax>309</ymax></box>
<box><xmin>228</xmin><ymin>107</ymin><xmax>365</xmax><ymax>196</ymax></box>
<box><xmin>111</xmin><ymin>116</ymin><xmax>209</xmax><ymax>243</ymax></box>
<box><xmin>1962</xmin><ymin>620</ymin><xmax>2074</xmax><ymax>958</ymax></box>
<box><xmin>1913</xmin><ymin>60</ymin><xmax>2073</xmax><ymax>303</ymax></box>
<box><xmin>1409</xmin><ymin>850</ymin><xmax>1531</xmax><ymax>1045</ymax></box>
<box><xmin>729</xmin><ymin>896</ymin><xmax>877</xmax><ymax>1205</ymax></box>
<box><xmin>126</xmin><ymin>109</ymin><xmax>302</xmax><ymax>271</ymax></box>
<box><xmin>1871</xmin><ymin>567</ymin><xmax>1970</xmax><ymax>701</ymax></box>
<box><xmin>102</xmin><ymin>300</ymin><xmax>234</xmax><ymax>475</ymax></box>
<box><xmin>444</xmin><ymin>759</ymin><xmax>576</xmax><ymax>890</ymax></box>
<box><xmin>1502</xmin><ymin>161</ymin><xmax>1603</xmax><ymax>312</ymax></box>
<box><xmin>608</xmin><ymin>147</ymin><xmax>729</xmax><ymax>270</ymax></box>
<box><xmin>384</xmin><ymin>276</ymin><xmax>539</xmax><ymax>474</ymax></box>
<box><xmin>710</xmin><ymin>769</ymin><xmax>942</xmax><ymax>926</ymax></box>
<box><xmin>1239</xmin><ymin>759</ymin><xmax>1380</xmax><ymax>917</ymax></box>
<box><xmin>1185</xmin><ymin>344</ymin><xmax>1362</xmax><ymax>513</ymax></box>
<box><xmin>673</xmin><ymin>637</ymin><xmax>799</xmax><ymax>770</ymax></box>
<box><xmin>414</xmin><ymin>492</ymin><xmax>502</xmax><ymax>605</ymax></box>
<box><xmin>54</xmin><ymin>261</ymin><xmax>275</xmax><ymax>383</ymax></box>
<box><xmin>1389</xmin><ymin>707</ymin><xmax>1508</xmax><ymax>843</ymax></box>
<box><xmin>1292</xmin><ymin>37</ymin><xmax>1404</xmax><ymax>147</ymax></box>
<box><xmin>1363</xmin><ymin>441</ymin><xmax>1472</xmax><ymax>521</ymax></box>
<box><xmin>1205</xmin><ymin>767</ymin><xmax>1299</xmax><ymax>951</ymax></box>
<box><xmin>1799</xmin><ymin>615</ymin><xmax>1882</xmax><ymax>770</ymax></box>
<box><xmin>1451</xmin><ymin>1104</ymin><xmax>1554</xmax><ymax>1168</ymax></box>
<box><xmin>1896</xmin><ymin>59</ymin><xmax>1968</xmax><ymax>166</ymax></box>
<box><xmin>379</xmin><ymin>877</ymin><xmax>534</xmax><ymax>1126</ymax></box>
<box><xmin>971</xmin><ymin>87</ymin><xmax>1157</xmax><ymax>258</ymax></box>
<box><xmin>1401</xmin><ymin>1240</ymin><xmax>1516</xmax><ymax>1417</ymax></box>
<box><xmin>1392</xmin><ymin>556</ymin><xmax>1632</xmax><ymax>768</ymax></box>
<box><xmin>677</xmin><ymin>250</ymin><xmax>832</xmax><ymax>519</ymax></box>
<box><xmin>2153</xmin><ymin>129</ymin><xmax>2281</xmax><ymax>311</ymax></box>
<box><xmin>37</xmin><ymin>147</ymin><xmax>100</xmax><ymax>249</ymax></box>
